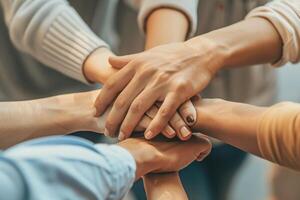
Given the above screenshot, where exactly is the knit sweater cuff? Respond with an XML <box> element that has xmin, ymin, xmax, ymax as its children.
<box><xmin>41</xmin><ymin>7</ymin><xmax>108</xmax><ymax>84</ymax></box>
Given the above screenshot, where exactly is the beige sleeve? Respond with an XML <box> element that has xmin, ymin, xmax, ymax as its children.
<box><xmin>257</xmin><ymin>102</ymin><xmax>300</xmax><ymax>170</ymax></box>
<box><xmin>246</xmin><ymin>0</ymin><xmax>300</xmax><ymax>67</ymax></box>
<box><xmin>0</xmin><ymin>0</ymin><xmax>108</xmax><ymax>84</ymax></box>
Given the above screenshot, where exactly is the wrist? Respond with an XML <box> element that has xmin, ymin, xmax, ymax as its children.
<box><xmin>118</xmin><ymin>139</ymin><xmax>159</xmax><ymax>179</ymax></box>
<box><xmin>184</xmin><ymin>35</ymin><xmax>230</xmax><ymax>74</ymax></box>
<box><xmin>83</xmin><ymin>47</ymin><xmax>116</xmax><ymax>84</ymax></box>
<box><xmin>44</xmin><ymin>93</ymin><xmax>97</xmax><ymax>134</ymax></box>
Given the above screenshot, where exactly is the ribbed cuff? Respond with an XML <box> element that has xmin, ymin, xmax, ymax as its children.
<box><xmin>138</xmin><ymin>0</ymin><xmax>198</xmax><ymax>38</ymax></box>
<box><xmin>94</xmin><ymin>144</ymin><xmax>136</xmax><ymax>200</ymax></box>
<box><xmin>246</xmin><ymin>1</ymin><xmax>300</xmax><ymax>67</ymax></box>
<box><xmin>41</xmin><ymin>7</ymin><xmax>108</xmax><ymax>84</ymax></box>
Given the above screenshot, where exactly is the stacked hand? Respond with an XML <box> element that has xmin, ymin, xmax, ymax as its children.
<box><xmin>118</xmin><ymin>134</ymin><xmax>212</xmax><ymax>179</ymax></box>
<box><xmin>94</xmin><ymin>39</ymin><xmax>224</xmax><ymax>141</ymax></box>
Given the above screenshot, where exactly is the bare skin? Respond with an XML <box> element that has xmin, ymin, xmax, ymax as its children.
<box><xmin>144</xmin><ymin>173</ymin><xmax>188</xmax><ymax>200</ymax></box>
<box><xmin>94</xmin><ymin>16</ymin><xmax>282</xmax><ymax>141</ymax></box>
<box><xmin>91</xmin><ymin>8</ymin><xmax>198</xmax><ymax>141</ymax></box>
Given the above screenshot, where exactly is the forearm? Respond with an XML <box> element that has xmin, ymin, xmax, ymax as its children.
<box><xmin>144</xmin><ymin>173</ymin><xmax>188</xmax><ymax>200</ymax></box>
<box><xmin>185</xmin><ymin>17</ymin><xmax>283</xmax><ymax>72</ymax></box>
<box><xmin>83</xmin><ymin>47</ymin><xmax>117</xmax><ymax>83</ymax></box>
<box><xmin>192</xmin><ymin>98</ymin><xmax>267</xmax><ymax>156</ymax></box>
<box><xmin>0</xmin><ymin>93</ymin><xmax>96</xmax><ymax>148</ymax></box>
<box><xmin>145</xmin><ymin>8</ymin><xmax>189</xmax><ymax>49</ymax></box>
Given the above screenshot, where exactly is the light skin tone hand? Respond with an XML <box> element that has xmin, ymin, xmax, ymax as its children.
<box><xmin>94</xmin><ymin>8</ymin><xmax>198</xmax><ymax>141</ymax></box>
<box><xmin>118</xmin><ymin>134</ymin><xmax>212</xmax><ymax>180</ymax></box>
<box><xmin>94</xmin><ymin>16</ymin><xmax>282</xmax><ymax>140</ymax></box>
<box><xmin>84</xmin><ymin>47</ymin><xmax>194</xmax><ymax>140</ymax></box>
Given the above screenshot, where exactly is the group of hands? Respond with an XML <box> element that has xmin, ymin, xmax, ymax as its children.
<box><xmin>73</xmin><ymin>38</ymin><xmax>225</xmax><ymax>180</ymax></box>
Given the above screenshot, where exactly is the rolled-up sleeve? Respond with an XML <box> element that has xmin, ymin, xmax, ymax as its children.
<box><xmin>246</xmin><ymin>0</ymin><xmax>300</xmax><ymax>67</ymax></box>
<box><xmin>0</xmin><ymin>136</ymin><xmax>136</xmax><ymax>200</ymax></box>
<box><xmin>136</xmin><ymin>0</ymin><xmax>199</xmax><ymax>38</ymax></box>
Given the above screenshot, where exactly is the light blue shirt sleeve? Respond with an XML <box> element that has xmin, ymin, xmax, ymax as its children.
<box><xmin>0</xmin><ymin>136</ymin><xmax>136</xmax><ymax>200</ymax></box>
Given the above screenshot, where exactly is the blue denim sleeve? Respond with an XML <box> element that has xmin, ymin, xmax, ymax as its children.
<box><xmin>0</xmin><ymin>136</ymin><xmax>136</xmax><ymax>200</ymax></box>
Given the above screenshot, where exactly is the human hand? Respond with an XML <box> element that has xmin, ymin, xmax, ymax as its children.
<box><xmin>118</xmin><ymin>134</ymin><xmax>212</xmax><ymax>179</ymax></box>
<box><xmin>83</xmin><ymin>48</ymin><xmax>196</xmax><ymax>140</ymax></box>
<box><xmin>94</xmin><ymin>40</ymin><xmax>225</xmax><ymax>140</ymax></box>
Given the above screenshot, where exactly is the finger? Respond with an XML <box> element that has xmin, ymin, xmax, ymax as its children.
<box><xmin>134</xmin><ymin>114</ymin><xmax>151</xmax><ymax>131</ymax></box>
<box><xmin>94</xmin><ymin>66</ymin><xmax>134</xmax><ymax>116</ymax></box>
<box><xmin>194</xmin><ymin>135</ymin><xmax>212</xmax><ymax>161</ymax></box>
<box><xmin>105</xmin><ymin>75</ymin><xmax>146</xmax><ymax>137</ymax></box>
<box><xmin>134</xmin><ymin>115</ymin><xmax>175</xmax><ymax>138</ymax></box>
<box><xmin>109</xmin><ymin>53</ymin><xmax>140</xmax><ymax>69</ymax></box>
<box><xmin>145</xmin><ymin>92</ymin><xmax>183</xmax><ymax>140</ymax></box>
<box><xmin>179</xmin><ymin>99</ymin><xmax>197</xmax><ymax>126</ymax></box>
<box><xmin>169</xmin><ymin>112</ymin><xmax>192</xmax><ymax>141</ymax></box>
<box><xmin>118</xmin><ymin>88</ymin><xmax>161</xmax><ymax>140</ymax></box>
<box><xmin>146</xmin><ymin>105</ymin><xmax>176</xmax><ymax>138</ymax></box>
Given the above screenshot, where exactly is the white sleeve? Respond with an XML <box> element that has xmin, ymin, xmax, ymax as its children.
<box><xmin>0</xmin><ymin>0</ymin><xmax>109</xmax><ymax>83</ymax></box>
<box><xmin>246</xmin><ymin>0</ymin><xmax>300</xmax><ymax>67</ymax></box>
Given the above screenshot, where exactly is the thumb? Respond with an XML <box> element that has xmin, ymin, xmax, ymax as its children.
<box><xmin>109</xmin><ymin>53</ymin><xmax>139</xmax><ymax>69</ymax></box>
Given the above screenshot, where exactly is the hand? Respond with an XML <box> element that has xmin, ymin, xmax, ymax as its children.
<box><xmin>118</xmin><ymin>134</ymin><xmax>212</xmax><ymax>179</ymax></box>
<box><xmin>94</xmin><ymin>40</ymin><xmax>225</xmax><ymax>140</ymax></box>
<box><xmin>84</xmin><ymin>48</ymin><xmax>196</xmax><ymax>140</ymax></box>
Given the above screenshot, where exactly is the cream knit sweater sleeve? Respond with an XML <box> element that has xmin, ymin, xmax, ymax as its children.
<box><xmin>0</xmin><ymin>0</ymin><xmax>108</xmax><ymax>83</ymax></box>
<box><xmin>246</xmin><ymin>0</ymin><xmax>300</xmax><ymax>67</ymax></box>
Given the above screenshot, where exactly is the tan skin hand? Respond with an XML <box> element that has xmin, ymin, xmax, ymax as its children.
<box><xmin>89</xmin><ymin>8</ymin><xmax>199</xmax><ymax>141</ymax></box>
<box><xmin>94</xmin><ymin>41</ymin><xmax>224</xmax><ymax>140</ymax></box>
<box><xmin>84</xmin><ymin>48</ymin><xmax>196</xmax><ymax>141</ymax></box>
<box><xmin>118</xmin><ymin>134</ymin><xmax>212</xmax><ymax>180</ymax></box>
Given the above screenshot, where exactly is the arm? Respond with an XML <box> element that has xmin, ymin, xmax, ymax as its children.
<box><xmin>144</xmin><ymin>8</ymin><xmax>189</xmax><ymax>50</ymax></box>
<box><xmin>94</xmin><ymin>1</ymin><xmax>198</xmax><ymax>140</ymax></box>
<box><xmin>144</xmin><ymin>173</ymin><xmax>188</xmax><ymax>200</ymax></box>
<box><xmin>0</xmin><ymin>91</ymin><xmax>101</xmax><ymax>149</ymax></box>
<box><xmin>191</xmin><ymin>97</ymin><xmax>300</xmax><ymax>170</ymax></box>
<box><xmin>0</xmin><ymin>0</ymin><xmax>114</xmax><ymax>84</ymax></box>
<box><xmin>96</xmin><ymin>0</ymin><xmax>299</xmax><ymax>140</ymax></box>
<box><xmin>0</xmin><ymin>132</ymin><xmax>211</xmax><ymax>199</ymax></box>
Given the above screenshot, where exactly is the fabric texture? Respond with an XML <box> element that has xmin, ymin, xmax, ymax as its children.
<box><xmin>247</xmin><ymin>0</ymin><xmax>300</xmax><ymax>67</ymax></box>
<box><xmin>257</xmin><ymin>102</ymin><xmax>300</xmax><ymax>170</ymax></box>
<box><xmin>0</xmin><ymin>136</ymin><xmax>136</xmax><ymax>200</ymax></box>
<box><xmin>1</xmin><ymin>0</ymin><xmax>108</xmax><ymax>84</ymax></box>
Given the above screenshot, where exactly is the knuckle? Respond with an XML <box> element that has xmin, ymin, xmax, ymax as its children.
<box><xmin>130</xmin><ymin>99</ymin><xmax>143</xmax><ymax>114</ymax></box>
<box><xmin>171</xmin><ymin>116</ymin><xmax>183</xmax><ymax>127</ymax></box>
<box><xmin>160</xmin><ymin>106</ymin><xmax>173</xmax><ymax>119</ymax></box>
<box><xmin>174</xmin><ymin>80</ymin><xmax>191</xmax><ymax>92</ymax></box>
<box><xmin>105</xmin><ymin>80</ymin><xmax>116</xmax><ymax>90</ymax></box>
<box><xmin>105</xmin><ymin>119</ymin><xmax>116</xmax><ymax>133</ymax></box>
<box><xmin>114</xmin><ymin>98</ymin><xmax>126</xmax><ymax>110</ymax></box>
<box><xmin>155</xmin><ymin>71</ymin><xmax>171</xmax><ymax>83</ymax></box>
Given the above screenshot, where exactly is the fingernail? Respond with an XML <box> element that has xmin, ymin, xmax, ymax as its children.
<box><xmin>180</xmin><ymin>126</ymin><xmax>191</xmax><ymax>138</ymax></box>
<box><xmin>165</xmin><ymin>126</ymin><xmax>176</xmax><ymax>137</ymax></box>
<box><xmin>145</xmin><ymin>130</ymin><xmax>154</xmax><ymax>140</ymax></box>
<box><xmin>118</xmin><ymin>131</ymin><xmax>126</xmax><ymax>141</ymax></box>
<box><xmin>186</xmin><ymin>115</ymin><xmax>195</xmax><ymax>124</ymax></box>
<box><xmin>104</xmin><ymin>128</ymin><xmax>109</xmax><ymax>137</ymax></box>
